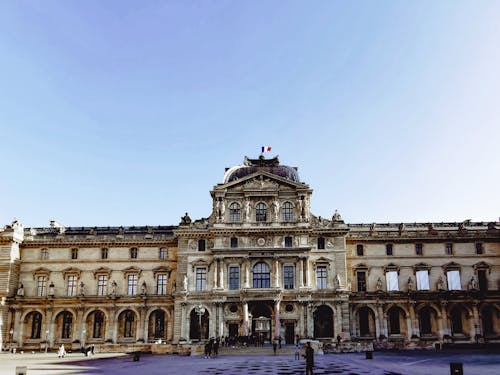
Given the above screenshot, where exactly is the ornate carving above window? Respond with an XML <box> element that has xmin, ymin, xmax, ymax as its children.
<box><xmin>191</xmin><ymin>259</ymin><xmax>211</xmax><ymax>272</ymax></box>
<box><xmin>32</xmin><ymin>267</ymin><xmax>51</xmax><ymax>280</ymax></box>
<box><xmin>383</xmin><ymin>263</ymin><xmax>400</xmax><ymax>275</ymax></box>
<box><xmin>442</xmin><ymin>262</ymin><xmax>461</xmax><ymax>272</ymax></box>
<box><xmin>62</xmin><ymin>267</ymin><xmax>81</xmax><ymax>278</ymax></box>
<box><xmin>413</xmin><ymin>262</ymin><xmax>431</xmax><ymax>273</ymax></box>
<box><xmin>121</xmin><ymin>266</ymin><xmax>142</xmax><ymax>278</ymax></box>
<box><xmin>153</xmin><ymin>266</ymin><xmax>172</xmax><ymax>277</ymax></box>
<box><xmin>473</xmin><ymin>261</ymin><xmax>491</xmax><ymax>274</ymax></box>
<box><xmin>93</xmin><ymin>267</ymin><xmax>112</xmax><ymax>279</ymax></box>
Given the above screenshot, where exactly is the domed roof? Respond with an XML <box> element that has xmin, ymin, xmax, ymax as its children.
<box><xmin>223</xmin><ymin>156</ymin><xmax>300</xmax><ymax>184</ymax></box>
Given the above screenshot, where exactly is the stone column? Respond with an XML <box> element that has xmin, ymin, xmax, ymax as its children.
<box><xmin>13</xmin><ymin>308</ymin><xmax>22</xmax><ymax>347</ymax></box>
<box><xmin>180</xmin><ymin>302</ymin><xmax>187</xmax><ymax>340</ymax></box>
<box><xmin>472</xmin><ymin>303</ymin><xmax>480</xmax><ymax>339</ymax></box>
<box><xmin>218</xmin><ymin>303</ymin><xmax>224</xmax><ymax>337</ymax></box>
<box><xmin>304</xmin><ymin>258</ymin><xmax>310</xmax><ymax>287</ymax></box>
<box><xmin>245</xmin><ymin>258</ymin><xmax>251</xmax><ymax>288</ymax></box>
<box><xmin>243</xmin><ymin>302</ymin><xmax>249</xmax><ymax>336</ymax></box>
<box><xmin>274</xmin><ymin>258</ymin><xmax>280</xmax><ymax>288</ymax></box>
<box><xmin>377</xmin><ymin>304</ymin><xmax>387</xmax><ymax>338</ymax></box>
<box><xmin>334</xmin><ymin>302</ymin><xmax>343</xmax><ymax>338</ymax></box>
<box><xmin>76</xmin><ymin>306</ymin><xmax>85</xmax><ymax>347</ymax></box>
<box><xmin>137</xmin><ymin>306</ymin><xmax>147</xmax><ymax>342</ymax></box>
<box><xmin>298</xmin><ymin>259</ymin><xmax>304</xmax><ymax>287</ymax></box>
<box><xmin>213</xmin><ymin>260</ymin><xmax>219</xmax><ymax>289</ymax></box>
<box><xmin>307</xmin><ymin>304</ymin><xmax>314</xmax><ymax>338</ymax></box>
<box><xmin>167</xmin><ymin>308</ymin><xmax>173</xmax><ymax>341</ymax></box>
<box><xmin>105</xmin><ymin>306</ymin><xmax>115</xmax><ymax>343</ymax></box>
<box><xmin>274</xmin><ymin>300</ymin><xmax>281</xmax><ymax>339</ymax></box>
<box><xmin>219</xmin><ymin>262</ymin><xmax>225</xmax><ymax>289</ymax></box>
<box><xmin>439</xmin><ymin>302</ymin><xmax>449</xmax><ymax>338</ymax></box>
<box><xmin>409</xmin><ymin>303</ymin><xmax>419</xmax><ymax>338</ymax></box>
<box><xmin>110</xmin><ymin>307</ymin><xmax>118</xmax><ymax>344</ymax></box>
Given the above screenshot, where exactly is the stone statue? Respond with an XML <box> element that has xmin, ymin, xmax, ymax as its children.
<box><xmin>110</xmin><ymin>280</ymin><xmax>117</xmax><ymax>296</ymax></box>
<box><xmin>183</xmin><ymin>275</ymin><xmax>188</xmax><ymax>291</ymax></box>
<box><xmin>469</xmin><ymin>276</ymin><xmax>478</xmax><ymax>290</ymax></box>
<box><xmin>332</xmin><ymin>209</ymin><xmax>342</xmax><ymax>222</ymax></box>
<box><xmin>48</xmin><ymin>281</ymin><xmax>55</xmax><ymax>296</ymax></box>
<box><xmin>298</xmin><ymin>197</ymin><xmax>304</xmax><ymax>221</ymax></box>
<box><xmin>407</xmin><ymin>277</ymin><xmax>414</xmax><ymax>291</ymax></box>
<box><xmin>303</xmin><ymin>196</ymin><xmax>310</xmax><ymax>220</ymax></box>
<box><xmin>335</xmin><ymin>274</ymin><xmax>342</xmax><ymax>289</ymax></box>
<box><xmin>180</xmin><ymin>212</ymin><xmax>192</xmax><ymax>225</ymax></box>
<box><xmin>244</xmin><ymin>199</ymin><xmax>251</xmax><ymax>222</ymax></box>
<box><xmin>16</xmin><ymin>283</ymin><xmax>24</xmax><ymax>296</ymax></box>
<box><xmin>376</xmin><ymin>277</ymin><xmax>383</xmax><ymax>291</ymax></box>
<box><xmin>271</xmin><ymin>199</ymin><xmax>279</xmax><ymax>222</ymax></box>
<box><xmin>79</xmin><ymin>281</ymin><xmax>85</xmax><ymax>296</ymax></box>
<box><xmin>437</xmin><ymin>276</ymin><xmax>445</xmax><ymax>290</ymax></box>
<box><xmin>141</xmin><ymin>281</ymin><xmax>147</xmax><ymax>295</ymax></box>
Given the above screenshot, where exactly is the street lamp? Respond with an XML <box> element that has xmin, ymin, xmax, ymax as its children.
<box><xmin>45</xmin><ymin>330</ymin><xmax>49</xmax><ymax>354</ymax></box>
<box><xmin>194</xmin><ymin>304</ymin><xmax>206</xmax><ymax>341</ymax></box>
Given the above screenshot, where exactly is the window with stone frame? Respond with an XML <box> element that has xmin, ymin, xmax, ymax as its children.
<box><xmin>284</xmin><ymin>236</ymin><xmax>293</xmax><ymax>248</ymax></box>
<box><xmin>61</xmin><ymin>311</ymin><xmax>73</xmax><ymax>339</ymax></box>
<box><xmin>416</xmin><ymin>270</ymin><xmax>430</xmax><ymax>290</ymax></box>
<box><xmin>92</xmin><ymin>310</ymin><xmax>105</xmax><ymax>338</ymax></box>
<box><xmin>253</xmin><ymin>262</ymin><xmax>271</xmax><ymax>288</ymax></box>
<box><xmin>385</xmin><ymin>271</ymin><xmax>399</xmax><ymax>291</ymax></box>
<box><xmin>71</xmin><ymin>248</ymin><xmax>78</xmax><ymax>260</ymax></box>
<box><xmin>256</xmin><ymin>202</ymin><xmax>267</xmax><ymax>222</ymax></box>
<box><xmin>282</xmin><ymin>202</ymin><xmax>294</xmax><ymax>222</ymax></box>
<box><xmin>356</xmin><ymin>244</ymin><xmax>364</xmax><ymax>256</ymax></box>
<box><xmin>229</xmin><ymin>202</ymin><xmax>241</xmax><ymax>222</ymax></box>
<box><xmin>41</xmin><ymin>248</ymin><xmax>48</xmax><ymax>260</ymax></box>
<box><xmin>356</xmin><ymin>271</ymin><xmax>367</xmax><ymax>292</ymax></box>
<box><xmin>475</xmin><ymin>242</ymin><xmax>483</xmax><ymax>255</ymax></box>
<box><xmin>386</xmin><ymin>244</ymin><xmax>393</xmax><ymax>256</ymax></box>
<box><xmin>30</xmin><ymin>312</ymin><xmax>42</xmax><ymax>339</ymax></box>
<box><xmin>37</xmin><ymin>275</ymin><xmax>47</xmax><ymax>296</ymax></box>
<box><xmin>198</xmin><ymin>239</ymin><xmax>206</xmax><ymax>252</ymax></box>
<box><xmin>478</xmin><ymin>269</ymin><xmax>488</xmax><ymax>291</ymax></box>
<box><xmin>317</xmin><ymin>237</ymin><xmax>325</xmax><ymax>250</ymax></box>
<box><xmin>67</xmin><ymin>275</ymin><xmax>77</xmax><ymax>296</ymax></box>
<box><xmin>127</xmin><ymin>274</ymin><xmax>138</xmax><ymax>295</ymax></box>
<box><xmin>195</xmin><ymin>267</ymin><xmax>207</xmax><ymax>291</ymax></box>
<box><xmin>283</xmin><ymin>265</ymin><xmax>294</xmax><ymax>289</ymax></box>
<box><xmin>97</xmin><ymin>275</ymin><xmax>108</xmax><ymax>296</ymax></box>
<box><xmin>445</xmin><ymin>243</ymin><xmax>453</xmax><ymax>255</ymax></box>
<box><xmin>446</xmin><ymin>270</ymin><xmax>461</xmax><ymax>290</ymax></box>
<box><xmin>101</xmin><ymin>247</ymin><xmax>108</xmax><ymax>259</ymax></box>
<box><xmin>159</xmin><ymin>247</ymin><xmax>168</xmax><ymax>259</ymax></box>
<box><xmin>230</xmin><ymin>237</ymin><xmax>238</xmax><ymax>248</ymax></box>
<box><xmin>229</xmin><ymin>266</ymin><xmax>240</xmax><ymax>290</ymax></box>
<box><xmin>316</xmin><ymin>265</ymin><xmax>327</xmax><ymax>289</ymax></box>
<box><xmin>130</xmin><ymin>247</ymin><xmax>138</xmax><ymax>259</ymax></box>
<box><xmin>157</xmin><ymin>274</ymin><xmax>168</xmax><ymax>295</ymax></box>
<box><xmin>415</xmin><ymin>243</ymin><xmax>423</xmax><ymax>256</ymax></box>
<box><xmin>124</xmin><ymin>310</ymin><xmax>135</xmax><ymax>338</ymax></box>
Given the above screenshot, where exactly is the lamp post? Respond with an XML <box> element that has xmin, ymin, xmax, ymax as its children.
<box><xmin>195</xmin><ymin>304</ymin><xmax>206</xmax><ymax>341</ymax></box>
<box><xmin>45</xmin><ymin>330</ymin><xmax>49</xmax><ymax>354</ymax></box>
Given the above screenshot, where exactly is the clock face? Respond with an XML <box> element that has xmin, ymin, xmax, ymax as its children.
<box><xmin>257</xmin><ymin>237</ymin><xmax>266</xmax><ymax>247</ymax></box>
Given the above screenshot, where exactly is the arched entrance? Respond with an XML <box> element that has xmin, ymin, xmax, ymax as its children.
<box><xmin>387</xmin><ymin>306</ymin><xmax>407</xmax><ymax>337</ymax></box>
<box><xmin>357</xmin><ymin>306</ymin><xmax>375</xmax><ymax>338</ymax></box>
<box><xmin>149</xmin><ymin>309</ymin><xmax>167</xmax><ymax>341</ymax></box>
<box><xmin>189</xmin><ymin>308</ymin><xmax>209</xmax><ymax>341</ymax></box>
<box><xmin>86</xmin><ymin>310</ymin><xmax>106</xmax><ymax>341</ymax></box>
<box><xmin>250</xmin><ymin>302</ymin><xmax>272</xmax><ymax>343</ymax></box>
<box><xmin>418</xmin><ymin>306</ymin><xmax>438</xmax><ymax>337</ymax></box>
<box><xmin>314</xmin><ymin>305</ymin><xmax>334</xmax><ymax>338</ymax></box>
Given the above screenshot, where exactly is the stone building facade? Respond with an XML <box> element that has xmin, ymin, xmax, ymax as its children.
<box><xmin>1</xmin><ymin>156</ymin><xmax>498</xmax><ymax>351</ymax></box>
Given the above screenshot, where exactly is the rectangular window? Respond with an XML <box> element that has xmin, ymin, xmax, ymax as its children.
<box><xmin>316</xmin><ymin>266</ymin><xmax>327</xmax><ymax>289</ymax></box>
<box><xmin>97</xmin><ymin>275</ymin><xmax>108</xmax><ymax>296</ymax></box>
<box><xmin>283</xmin><ymin>265</ymin><xmax>294</xmax><ymax>289</ymax></box>
<box><xmin>317</xmin><ymin>238</ymin><xmax>325</xmax><ymax>250</ymax></box>
<box><xmin>127</xmin><ymin>274</ymin><xmax>138</xmax><ymax>295</ymax></box>
<box><xmin>230</xmin><ymin>237</ymin><xmax>238</xmax><ymax>248</ymax></box>
<box><xmin>71</xmin><ymin>248</ymin><xmax>78</xmax><ymax>260</ymax></box>
<box><xmin>198</xmin><ymin>239</ymin><xmax>206</xmax><ymax>252</ymax></box>
<box><xmin>356</xmin><ymin>271</ymin><xmax>366</xmax><ymax>292</ymax></box>
<box><xmin>196</xmin><ymin>268</ymin><xmax>207</xmax><ymax>291</ymax></box>
<box><xmin>416</xmin><ymin>270</ymin><xmax>429</xmax><ymax>290</ymax></box>
<box><xmin>37</xmin><ymin>276</ymin><xmax>47</xmax><ymax>296</ymax></box>
<box><xmin>285</xmin><ymin>236</ymin><xmax>293</xmax><ymax>248</ymax></box>
<box><xmin>101</xmin><ymin>248</ymin><xmax>108</xmax><ymax>259</ymax></box>
<box><xmin>229</xmin><ymin>266</ymin><xmax>240</xmax><ymax>290</ymax></box>
<box><xmin>475</xmin><ymin>243</ymin><xmax>483</xmax><ymax>255</ymax></box>
<box><xmin>415</xmin><ymin>243</ymin><xmax>423</xmax><ymax>256</ymax></box>
<box><xmin>447</xmin><ymin>270</ymin><xmax>461</xmax><ymax>290</ymax></box>
<box><xmin>477</xmin><ymin>270</ymin><xmax>488</xmax><ymax>291</ymax></box>
<box><xmin>157</xmin><ymin>274</ymin><xmax>167</xmax><ymax>295</ymax></box>
<box><xmin>386</xmin><ymin>244</ymin><xmax>393</xmax><ymax>256</ymax></box>
<box><xmin>356</xmin><ymin>244</ymin><xmax>364</xmax><ymax>256</ymax></box>
<box><xmin>159</xmin><ymin>247</ymin><xmax>167</xmax><ymax>259</ymax></box>
<box><xmin>385</xmin><ymin>271</ymin><xmax>399</xmax><ymax>291</ymax></box>
<box><xmin>130</xmin><ymin>247</ymin><xmax>138</xmax><ymax>259</ymax></box>
<box><xmin>67</xmin><ymin>275</ymin><xmax>77</xmax><ymax>296</ymax></box>
<box><xmin>41</xmin><ymin>249</ymin><xmax>48</xmax><ymax>260</ymax></box>
<box><xmin>445</xmin><ymin>243</ymin><xmax>453</xmax><ymax>255</ymax></box>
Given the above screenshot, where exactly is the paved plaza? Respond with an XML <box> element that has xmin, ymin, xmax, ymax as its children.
<box><xmin>0</xmin><ymin>349</ymin><xmax>499</xmax><ymax>375</ymax></box>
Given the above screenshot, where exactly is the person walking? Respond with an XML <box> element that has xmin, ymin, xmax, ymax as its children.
<box><xmin>304</xmin><ymin>341</ymin><xmax>314</xmax><ymax>375</ymax></box>
<box><xmin>273</xmin><ymin>340</ymin><xmax>277</xmax><ymax>355</ymax></box>
<box><xmin>294</xmin><ymin>343</ymin><xmax>300</xmax><ymax>360</ymax></box>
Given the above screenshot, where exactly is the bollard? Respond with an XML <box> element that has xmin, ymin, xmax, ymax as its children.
<box><xmin>450</xmin><ymin>362</ymin><xmax>463</xmax><ymax>375</ymax></box>
<box><xmin>15</xmin><ymin>366</ymin><xmax>27</xmax><ymax>375</ymax></box>
<box><xmin>365</xmin><ymin>351</ymin><xmax>373</xmax><ymax>359</ymax></box>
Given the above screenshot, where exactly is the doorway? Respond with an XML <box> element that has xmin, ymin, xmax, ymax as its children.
<box><xmin>285</xmin><ymin>323</ymin><xmax>295</xmax><ymax>344</ymax></box>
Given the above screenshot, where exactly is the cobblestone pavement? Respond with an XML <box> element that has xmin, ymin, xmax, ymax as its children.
<box><xmin>1</xmin><ymin>349</ymin><xmax>499</xmax><ymax>375</ymax></box>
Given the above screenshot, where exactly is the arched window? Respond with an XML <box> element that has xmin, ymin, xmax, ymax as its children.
<box><xmin>29</xmin><ymin>312</ymin><xmax>42</xmax><ymax>339</ymax></box>
<box><xmin>388</xmin><ymin>307</ymin><xmax>401</xmax><ymax>334</ymax></box>
<box><xmin>61</xmin><ymin>311</ymin><xmax>73</xmax><ymax>339</ymax></box>
<box><xmin>124</xmin><ymin>310</ymin><xmax>135</xmax><ymax>338</ymax></box>
<box><xmin>282</xmin><ymin>202</ymin><xmax>294</xmax><ymax>222</ymax></box>
<box><xmin>256</xmin><ymin>203</ymin><xmax>267</xmax><ymax>222</ymax></box>
<box><xmin>229</xmin><ymin>203</ymin><xmax>241</xmax><ymax>222</ymax></box>
<box><xmin>253</xmin><ymin>262</ymin><xmax>270</xmax><ymax>288</ymax></box>
<box><xmin>92</xmin><ymin>311</ymin><xmax>105</xmax><ymax>338</ymax></box>
<box><xmin>419</xmin><ymin>306</ymin><xmax>432</xmax><ymax>335</ymax></box>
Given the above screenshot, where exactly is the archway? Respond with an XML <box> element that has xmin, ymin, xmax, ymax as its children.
<box><xmin>55</xmin><ymin>311</ymin><xmax>74</xmax><ymax>341</ymax></box>
<box><xmin>387</xmin><ymin>306</ymin><xmax>407</xmax><ymax>336</ymax></box>
<box><xmin>357</xmin><ymin>307</ymin><xmax>375</xmax><ymax>338</ymax></box>
<box><xmin>449</xmin><ymin>306</ymin><xmax>466</xmax><ymax>336</ymax></box>
<box><xmin>250</xmin><ymin>302</ymin><xmax>273</xmax><ymax>343</ymax></box>
<box><xmin>148</xmin><ymin>309</ymin><xmax>167</xmax><ymax>341</ymax></box>
<box><xmin>314</xmin><ymin>305</ymin><xmax>334</xmax><ymax>338</ymax></box>
<box><xmin>189</xmin><ymin>308</ymin><xmax>209</xmax><ymax>341</ymax></box>
<box><xmin>418</xmin><ymin>306</ymin><xmax>438</xmax><ymax>337</ymax></box>
<box><xmin>86</xmin><ymin>310</ymin><xmax>106</xmax><ymax>341</ymax></box>
<box><xmin>117</xmin><ymin>310</ymin><xmax>137</xmax><ymax>340</ymax></box>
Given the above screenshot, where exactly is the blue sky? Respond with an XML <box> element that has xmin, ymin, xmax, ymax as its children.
<box><xmin>1</xmin><ymin>1</ymin><xmax>499</xmax><ymax>227</ymax></box>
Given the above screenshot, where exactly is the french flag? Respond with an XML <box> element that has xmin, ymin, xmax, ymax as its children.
<box><xmin>261</xmin><ymin>146</ymin><xmax>272</xmax><ymax>153</ymax></box>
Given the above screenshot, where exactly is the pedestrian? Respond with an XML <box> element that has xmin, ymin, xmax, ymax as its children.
<box><xmin>273</xmin><ymin>340</ymin><xmax>277</xmax><ymax>355</ymax></box>
<box><xmin>278</xmin><ymin>336</ymin><xmax>282</xmax><ymax>349</ymax></box>
<box><xmin>336</xmin><ymin>334</ymin><xmax>341</xmax><ymax>347</ymax></box>
<box><xmin>304</xmin><ymin>341</ymin><xmax>314</xmax><ymax>375</ymax></box>
<box><xmin>208</xmin><ymin>338</ymin><xmax>214</xmax><ymax>358</ymax></box>
<box><xmin>204</xmin><ymin>342</ymin><xmax>209</xmax><ymax>358</ymax></box>
<box><xmin>214</xmin><ymin>337</ymin><xmax>219</xmax><ymax>357</ymax></box>
<box><xmin>294</xmin><ymin>343</ymin><xmax>300</xmax><ymax>360</ymax></box>
<box><xmin>58</xmin><ymin>344</ymin><xmax>66</xmax><ymax>358</ymax></box>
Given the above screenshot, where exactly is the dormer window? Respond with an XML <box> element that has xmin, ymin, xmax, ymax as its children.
<box><xmin>229</xmin><ymin>203</ymin><xmax>241</xmax><ymax>222</ymax></box>
<box><xmin>71</xmin><ymin>248</ymin><xmax>78</xmax><ymax>260</ymax></box>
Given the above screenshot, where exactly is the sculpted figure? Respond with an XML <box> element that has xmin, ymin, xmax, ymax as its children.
<box><xmin>180</xmin><ymin>212</ymin><xmax>192</xmax><ymax>225</ymax></box>
<box><xmin>110</xmin><ymin>280</ymin><xmax>117</xmax><ymax>295</ymax></box>
<box><xmin>79</xmin><ymin>281</ymin><xmax>85</xmax><ymax>296</ymax></box>
<box><xmin>17</xmin><ymin>283</ymin><xmax>24</xmax><ymax>296</ymax></box>
<box><xmin>407</xmin><ymin>277</ymin><xmax>414</xmax><ymax>291</ymax></box>
<box><xmin>437</xmin><ymin>276</ymin><xmax>445</xmax><ymax>290</ymax></box>
<box><xmin>244</xmin><ymin>199</ymin><xmax>251</xmax><ymax>222</ymax></box>
<box><xmin>376</xmin><ymin>277</ymin><xmax>383</xmax><ymax>291</ymax></box>
<box><xmin>183</xmin><ymin>275</ymin><xmax>188</xmax><ymax>291</ymax></box>
<box><xmin>141</xmin><ymin>281</ymin><xmax>147</xmax><ymax>295</ymax></box>
<box><xmin>469</xmin><ymin>276</ymin><xmax>478</xmax><ymax>290</ymax></box>
<box><xmin>271</xmin><ymin>199</ymin><xmax>279</xmax><ymax>222</ymax></box>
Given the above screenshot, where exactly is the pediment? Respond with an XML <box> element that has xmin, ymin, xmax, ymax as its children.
<box><xmin>121</xmin><ymin>266</ymin><xmax>142</xmax><ymax>278</ymax></box>
<box><xmin>442</xmin><ymin>262</ymin><xmax>461</xmax><ymax>271</ymax></box>
<box><xmin>473</xmin><ymin>261</ymin><xmax>491</xmax><ymax>271</ymax></box>
<box><xmin>32</xmin><ymin>267</ymin><xmax>51</xmax><ymax>279</ymax></box>
<box><xmin>218</xmin><ymin>171</ymin><xmax>307</xmax><ymax>192</ymax></box>
<box><xmin>93</xmin><ymin>267</ymin><xmax>112</xmax><ymax>279</ymax></box>
<box><xmin>152</xmin><ymin>265</ymin><xmax>172</xmax><ymax>277</ymax></box>
<box><xmin>62</xmin><ymin>267</ymin><xmax>81</xmax><ymax>278</ymax></box>
<box><xmin>413</xmin><ymin>262</ymin><xmax>431</xmax><ymax>271</ymax></box>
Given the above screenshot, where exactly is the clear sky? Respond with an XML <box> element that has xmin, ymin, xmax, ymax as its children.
<box><xmin>1</xmin><ymin>1</ymin><xmax>499</xmax><ymax>228</ymax></box>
